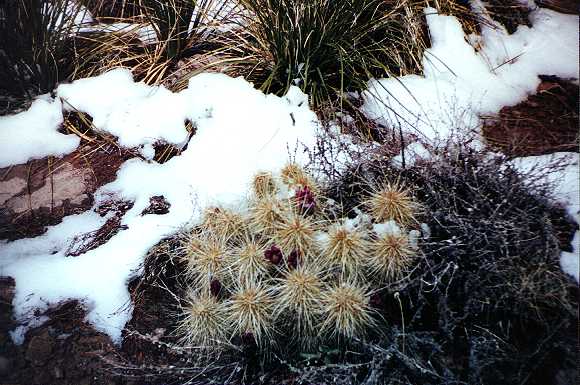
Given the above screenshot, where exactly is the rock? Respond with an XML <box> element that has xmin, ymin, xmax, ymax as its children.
<box><xmin>1</xmin><ymin>161</ymin><xmax>92</xmax><ymax>216</ymax></box>
<box><xmin>0</xmin><ymin>159</ymin><xmax>93</xmax><ymax>240</ymax></box>
<box><xmin>25</xmin><ymin>330</ymin><xmax>54</xmax><ymax>365</ymax></box>
<box><xmin>537</xmin><ymin>0</ymin><xmax>579</xmax><ymax>14</ymax></box>
<box><xmin>141</xmin><ymin>195</ymin><xmax>171</xmax><ymax>215</ymax></box>
<box><xmin>0</xmin><ymin>145</ymin><xmax>131</xmax><ymax>241</ymax></box>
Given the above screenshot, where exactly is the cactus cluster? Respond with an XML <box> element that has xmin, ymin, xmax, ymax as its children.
<box><xmin>177</xmin><ymin>164</ymin><xmax>424</xmax><ymax>352</ymax></box>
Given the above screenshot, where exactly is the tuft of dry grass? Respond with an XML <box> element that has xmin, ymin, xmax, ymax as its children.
<box><xmin>226</xmin><ymin>281</ymin><xmax>275</xmax><ymax>347</ymax></box>
<box><xmin>365</xmin><ymin>181</ymin><xmax>419</xmax><ymax>227</ymax></box>
<box><xmin>211</xmin><ymin>0</ymin><xmax>426</xmax><ymax>107</ymax></box>
<box><xmin>320</xmin><ymin>281</ymin><xmax>376</xmax><ymax>340</ymax></box>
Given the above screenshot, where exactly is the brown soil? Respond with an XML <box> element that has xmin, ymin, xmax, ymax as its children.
<box><xmin>537</xmin><ymin>0</ymin><xmax>580</xmax><ymax>14</ymax></box>
<box><xmin>482</xmin><ymin>76</ymin><xmax>579</xmax><ymax>157</ymax></box>
<box><xmin>482</xmin><ymin>0</ymin><xmax>532</xmax><ymax>34</ymax></box>
<box><xmin>0</xmin><ymin>278</ymin><xmax>122</xmax><ymax>385</ymax></box>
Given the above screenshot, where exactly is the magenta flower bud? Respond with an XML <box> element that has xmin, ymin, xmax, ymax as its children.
<box><xmin>210</xmin><ymin>279</ymin><xmax>222</xmax><ymax>297</ymax></box>
<box><xmin>287</xmin><ymin>249</ymin><xmax>301</xmax><ymax>269</ymax></box>
<box><xmin>369</xmin><ymin>293</ymin><xmax>383</xmax><ymax>309</ymax></box>
<box><xmin>295</xmin><ymin>186</ymin><xmax>316</xmax><ymax>215</ymax></box>
<box><xmin>265</xmin><ymin>244</ymin><xmax>283</xmax><ymax>265</ymax></box>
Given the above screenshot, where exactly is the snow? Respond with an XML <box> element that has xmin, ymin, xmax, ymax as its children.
<box><xmin>191</xmin><ymin>0</ymin><xmax>243</xmax><ymax>33</ymax></box>
<box><xmin>361</xmin><ymin>6</ymin><xmax>579</xmax><ymax>143</ymax></box>
<box><xmin>57</xmin><ymin>69</ymin><xmax>190</xmax><ymax>149</ymax></box>
<box><xmin>373</xmin><ymin>220</ymin><xmax>403</xmax><ymax>237</ymax></box>
<box><xmin>391</xmin><ymin>141</ymin><xmax>431</xmax><ymax>168</ymax></box>
<box><xmin>10</xmin><ymin>316</ymin><xmax>50</xmax><ymax>346</ymax></box>
<box><xmin>71</xmin><ymin>3</ymin><xmax>93</xmax><ymax>26</ymax></box>
<box><xmin>53</xmin><ymin>1</ymin><xmax>93</xmax><ymax>30</ymax></box>
<box><xmin>0</xmin><ymin>98</ymin><xmax>80</xmax><ymax>168</ymax></box>
<box><xmin>0</xmin><ymin>71</ymin><xmax>319</xmax><ymax>344</ymax></box>
<box><xmin>510</xmin><ymin>152</ymin><xmax>580</xmax><ymax>282</ymax></box>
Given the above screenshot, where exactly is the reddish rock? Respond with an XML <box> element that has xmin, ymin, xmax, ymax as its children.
<box><xmin>537</xmin><ymin>0</ymin><xmax>579</xmax><ymax>14</ymax></box>
<box><xmin>0</xmin><ymin>144</ymin><xmax>132</xmax><ymax>241</ymax></box>
<box><xmin>25</xmin><ymin>330</ymin><xmax>54</xmax><ymax>365</ymax></box>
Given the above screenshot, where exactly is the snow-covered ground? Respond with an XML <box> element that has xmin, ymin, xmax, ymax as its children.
<box><xmin>1</xmin><ymin>71</ymin><xmax>319</xmax><ymax>344</ymax></box>
<box><xmin>0</xmin><ymin>3</ymin><xmax>577</xmax><ymax>344</ymax></box>
<box><xmin>361</xmin><ymin>6</ymin><xmax>578</xmax><ymax>143</ymax></box>
<box><xmin>0</xmin><ymin>98</ymin><xmax>79</xmax><ymax>167</ymax></box>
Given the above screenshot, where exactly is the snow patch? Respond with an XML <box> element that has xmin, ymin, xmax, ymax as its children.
<box><xmin>57</xmin><ymin>69</ymin><xmax>190</xmax><ymax>149</ymax></box>
<box><xmin>0</xmin><ymin>98</ymin><xmax>80</xmax><ymax>168</ymax></box>
<box><xmin>361</xmin><ymin>7</ymin><xmax>578</xmax><ymax>143</ymax></box>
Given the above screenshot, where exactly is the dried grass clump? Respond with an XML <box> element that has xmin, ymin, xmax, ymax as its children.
<box><xmin>211</xmin><ymin>0</ymin><xmax>427</xmax><ymax>107</ymax></box>
<box><xmin>0</xmin><ymin>0</ymin><xmax>88</xmax><ymax>105</ymax></box>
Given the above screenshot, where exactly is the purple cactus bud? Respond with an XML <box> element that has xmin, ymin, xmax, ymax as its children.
<box><xmin>265</xmin><ymin>244</ymin><xmax>283</xmax><ymax>265</ymax></box>
<box><xmin>210</xmin><ymin>279</ymin><xmax>222</xmax><ymax>297</ymax></box>
<box><xmin>241</xmin><ymin>331</ymin><xmax>254</xmax><ymax>345</ymax></box>
<box><xmin>369</xmin><ymin>293</ymin><xmax>383</xmax><ymax>309</ymax></box>
<box><xmin>295</xmin><ymin>186</ymin><xmax>316</xmax><ymax>215</ymax></box>
<box><xmin>287</xmin><ymin>249</ymin><xmax>301</xmax><ymax>269</ymax></box>
<box><xmin>264</xmin><ymin>249</ymin><xmax>273</xmax><ymax>260</ymax></box>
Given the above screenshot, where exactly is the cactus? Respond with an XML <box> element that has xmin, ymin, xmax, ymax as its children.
<box><xmin>176</xmin><ymin>164</ymin><xmax>424</xmax><ymax>353</ymax></box>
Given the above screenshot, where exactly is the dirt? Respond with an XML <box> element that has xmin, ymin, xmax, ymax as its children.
<box><xmin>481</xmin><ymin>0</ymin><xmax>532</xmax><ymax>33</ymax></box>
<box><xmin>0</xmin><ymin>278</ymin><xmax>121</xmax><ymax>385</ymax></box>
<box><xmin>482</xmin><ymin>76</ymin><xmax>579</xmax><ymax>157</ymax></box>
